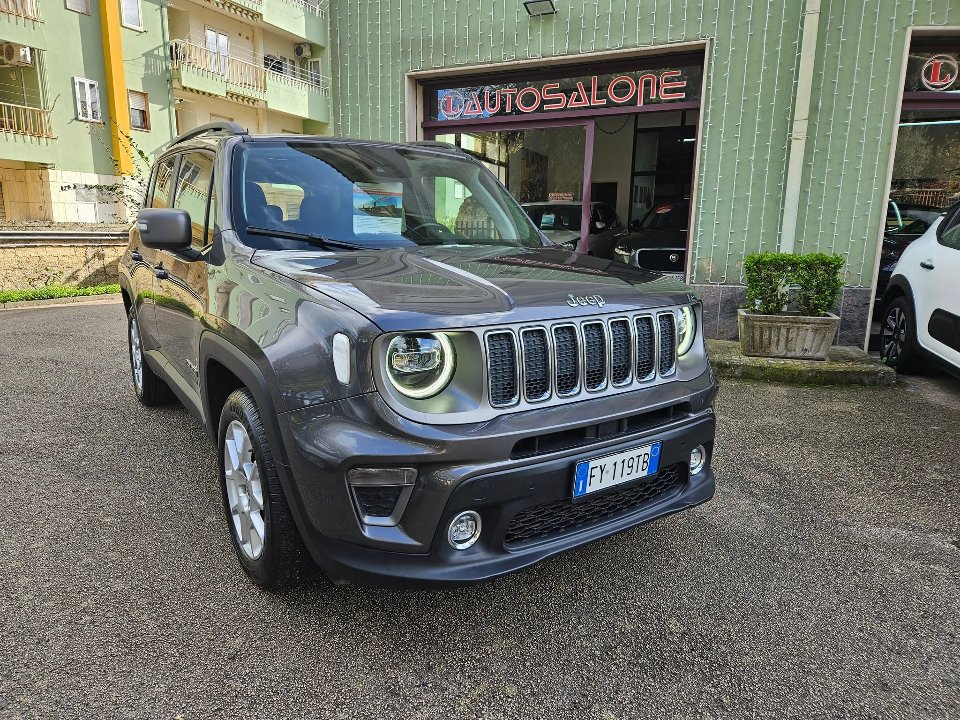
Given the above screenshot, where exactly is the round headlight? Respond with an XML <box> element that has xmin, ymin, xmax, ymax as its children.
<box><xmin>385</xmin><ymin>333</ymin><xmax>456</xmax><ymax>399</ymax></box>
<box><xmin>677</xmin><ymin>305</ymin><xmax>697</xmax><ymax>357</ymax></box>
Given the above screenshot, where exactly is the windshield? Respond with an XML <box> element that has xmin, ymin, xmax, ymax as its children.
<box><xmin>231</xmin><ymin>141</ymin><xmax>544</xmax><ymax>251</ymax></box>
<box><xmin>641</xmin><ymin>203</ymin><xmax>689</xmax><ymax>230</ymax></box>
<box><xmin>523</xmin><ymin>204</ymin><xmax>583</xmax><ymax>233</ymax></box>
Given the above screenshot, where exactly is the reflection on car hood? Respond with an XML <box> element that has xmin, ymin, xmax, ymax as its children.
<box><xmin>620</xmin><ymin>228</ymin><xmax>687</xmax><ymax>250</ymax></box>
<box><xmin>253</xmin><ymin>245</ymin><xmax>696</xmax><ymax>331</ymax></box>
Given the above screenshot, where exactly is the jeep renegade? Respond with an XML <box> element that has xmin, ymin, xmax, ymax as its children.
<box><xmin>119</xmin><ymin>122</ymin><xmax>717</xmax><ymax>588</ymax></box>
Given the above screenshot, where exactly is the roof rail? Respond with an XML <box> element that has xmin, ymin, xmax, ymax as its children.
<box><xmin>168</xmin><ymin>121</ymin><xmax>247</xmax><ymax>148</ymax></box>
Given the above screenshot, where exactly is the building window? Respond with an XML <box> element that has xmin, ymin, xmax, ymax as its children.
<box><xmin>121</xmin><ymin>0</ymin><xmax>142</xmax><ymax>28</ymax></box>
<box><xmin>65</xmin><ymin>0</ymin><xmax>90</xmax><ymax>14</ymax></box>
<box><xmin>73</xmin><ymin>77</ymin><xmax>101</xmax><ymax>122</ymax></box>
<box><xmin>128</xmin><ymin>90</ymin><xmax>149</xmax><ymax>130</ymax></box>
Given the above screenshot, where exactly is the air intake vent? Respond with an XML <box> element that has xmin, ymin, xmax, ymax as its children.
<box><xmin>486</xmin><ymin>331</ymin><xmax>519</xmax><ymax>407</ymax></box>
<box><xmin>635</xmin><ymin>316</ymin><xmax>655</xmax><ymax>381</ymax></box>
<box><xmin>553</xmin><ymin>325</ymin><xmax>580</xmax><ymax>396</ymax></box>
<box><xmin>609</xmin><ymin>319</ymin><xmax>632</xmax><ymax>386</ymax></box>
<box><xmin>658</xmin><ymin>313</ymin><xmax>677</xmax><ymax>376</ymax></box>
<box><xmin>582</xmin><ymin>321</ymin><xmax>607</xmax><ymax>391</ymax></box>
<box><xmin>521</xmin><ymin>328</ymin><xmax>550</xmax><ymax>401</ymax></box>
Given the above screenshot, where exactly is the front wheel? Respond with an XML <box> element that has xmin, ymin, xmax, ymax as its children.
<box><xmin>880</xmin><ymin>296</ymin><xmax>921</xmax><ymax>373</ymax></box>
<box><xmin>218</xmin><ymin>388</ymin><xmax>312</xmax><ymax>589</ymax></box>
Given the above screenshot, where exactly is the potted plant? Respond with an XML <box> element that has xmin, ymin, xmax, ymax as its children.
<box><xmin>738</xmin><ymin>252</ymin><xmax>845</xmax><ymax>360</ymax></box>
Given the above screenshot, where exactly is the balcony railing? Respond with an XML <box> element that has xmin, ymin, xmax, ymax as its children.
<box><xmin>285</xmin><ymin>0</ymin><xmax>327</xmax><ymax>17</ymax></box>
<box><xmin>0</xmin><ymin>101</ymin><xmax>53</xmax><ymax>138</ymax></box>
<box><xmin>172</xmin><ymin>39</ymin><xmax>266</xmax><ymax>93</ymax></box>
<box><xmin>0</xmin><ymin>0</ymin><xmax>40</xmax><ymax>20</ymax></box>
<box><xmin>172</xmin><ymin>38</ymin><xmax>330</xmax><ymax>95</ymax></box>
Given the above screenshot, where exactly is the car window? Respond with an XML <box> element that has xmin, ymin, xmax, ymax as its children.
<box><xmin>151</xmin><ymin>156</ymin><xmax>177</xmax><ymax>209</ymax></box>
<box><xmin>524</xmin><ymin>204</ymin><xmax>582</xmax><ymax>232</ymax></box>
<box><xmin>641</xmin><ymin>203</ymin><xmax>688</xmax><ymax>230</ymax></box>
<box><xmin>599</xmin><ymin>204</ymin><xmax>619</xmax><ymax>227</ymax></box>
<box><xmin>233</xmin><ymin>141</ymin><xmax>543</xmax><ymax>251</ymax></box>
<box><xmin>939</xmin><ymin>203</ymin><xmax>960</xmax><ymax>251</ymax></box>
<box><xmin>172</xmin><ymin>151</ymin><xmax>215</xmax><ymax>250</ymax></box>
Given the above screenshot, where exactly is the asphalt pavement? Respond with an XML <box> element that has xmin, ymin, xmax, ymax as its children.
<box><xmin>1</xmin><ymin>301</ymin><xmax>958</xmax><ymax>719</ymax></box>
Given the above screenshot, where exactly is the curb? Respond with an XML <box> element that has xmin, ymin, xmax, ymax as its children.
<box><xmin>707</xmin><ymin>339</ymin><xmax>897</xmax><ymax>387</ymax></box>
<box><xmin>0</xmin><ymin>293</ymin><xmax>122</xmax><ymax>310</ymax></box>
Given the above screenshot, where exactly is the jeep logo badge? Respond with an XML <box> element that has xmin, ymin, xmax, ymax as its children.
<box><xmin>566</xmin><ymin>293</ymin><xmax>605</xmax><ymax>308</ymax></box>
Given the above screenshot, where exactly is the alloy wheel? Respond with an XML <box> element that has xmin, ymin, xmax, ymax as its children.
<box><xmin>223</xmin><ymin>420</ymin><xmax>266</xmax><ymax>560</ymax></box>
<box><xmin>129</xmin><ymin>315</ymin><xmax>144</xmax><ymax>392</ymax></box>
<box><xmin>881</xmin><ymin>306</ymin><xmax>906</xmax><ymax>364</ymax></box>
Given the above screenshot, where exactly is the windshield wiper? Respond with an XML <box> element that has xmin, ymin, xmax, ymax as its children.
<box><xmin>245</xmin><ymin>226</ymin><xmax>367</xmax><ymax>251</ymax></box>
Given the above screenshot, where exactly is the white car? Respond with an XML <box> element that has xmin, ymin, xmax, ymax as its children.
<box><xmin>880</xmin><ymin>201</ymin><xmax>960</xmax><ymax>376</ymax></box>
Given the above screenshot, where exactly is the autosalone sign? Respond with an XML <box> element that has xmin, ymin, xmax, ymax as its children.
<box><xmin>904</xmin><ymin>51</ymin><xmax>960</xmax><ymax>92</ymax></box>
<box><xmin>428</xmin><ymin>64</ymin><xmax>702</xmax><ymax>122</ymax></box>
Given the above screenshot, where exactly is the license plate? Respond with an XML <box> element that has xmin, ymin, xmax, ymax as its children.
<box><xmin>573</xmin><ymin>442</ymin><xmax>662</xmax><ymax>499</ymax></box>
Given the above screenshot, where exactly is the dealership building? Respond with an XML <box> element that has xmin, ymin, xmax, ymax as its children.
<box><xmin>327</xmin><ymin>0</ymin><xmax>960</xmax><ymax>347</ymax></box>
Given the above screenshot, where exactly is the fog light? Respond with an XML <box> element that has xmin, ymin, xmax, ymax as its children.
<box><xmin>690</xmin><ymin>445</ymin><xmax>707</xmax><ymax>475</ymax></box>
<box><xmin>448</xmin><ymin>511</ymin><xmax>482</xmax><ymax>550</ymax></box>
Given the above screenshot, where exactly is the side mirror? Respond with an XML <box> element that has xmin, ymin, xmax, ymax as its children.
<box><xmin>593</xmin><ymin>221</ymin><xmax>606</xmax><ymax>231</ymax></box>
<box><xmin>137</xmin><ymin>208</ymin><xmax>192</xmax><ymax>252</ymax></box>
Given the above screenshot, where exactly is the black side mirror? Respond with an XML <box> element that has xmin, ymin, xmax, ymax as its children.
<box><xmin>137</xmin><ymin>208</ymin><xmax>192</xmax><ymax>252</ymax></box>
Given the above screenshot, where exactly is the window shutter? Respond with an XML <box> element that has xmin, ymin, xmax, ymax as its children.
<box><xmin>74</xmin><ymin>77</ymin><xmax>86</xmax><ymax>120</ymax></box>
<box><xmin>129</xmin><ymin>91</ymin><xmax>146</xmax><ymax>112</ymax></box>
<box><xmin>122</xmin><ymin>0</ymin><xmax>141</xmax><ymax>27</ymax></box>
<box><xmin>66</xmin><ymin>0</ymin><xmax>88</xmax><ymax>13</ymax></box>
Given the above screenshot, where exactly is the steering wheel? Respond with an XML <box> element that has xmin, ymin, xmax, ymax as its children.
<box><xmin>408</xmin><ymin>222</ymin><xmax>458</xmax><ymax>242</ymax></box>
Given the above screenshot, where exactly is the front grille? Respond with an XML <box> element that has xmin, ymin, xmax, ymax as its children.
<box><xmin>352</xmin><ymin>485</ymin><xmax>403</xmax><ymax>518</ymax></box>
<box><xmin>582</xmin><ymin>322</ymin><xmax>607</xmax><ymax>391</ymax></box>
<box><xmin>521</xmin><ymin>328</ymin><xmax>550</xmax><ymax>401</ymax></box>
<box><xmin>503</xmin><ymin>463</ymin><xmax>686</xmax><ymax>546</ymax></box>
<box><xmin>486</xmin><ymin>331</ymin><xmax>519</xmax><ymax>407</ymax></box>
<box><xmin>658</xmin><ymin>313</ymin><xmax>677</xmax><ymax>376</ymax></box>
<box><xmin>485</xmin><ymin>310</ymin><xmax>678</xmax><ymax>407</ymax></box>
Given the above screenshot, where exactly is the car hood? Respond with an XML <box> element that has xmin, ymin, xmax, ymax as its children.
<box><xmin>252</xmin><ymin>244</ymin><xmax>696</xmax><ymax>331</ymax></box>
<box><xmin>621</xmin><ymin>228</ymin><xmax>687</xmax><ymax>250</ymax></box>
<box><xmin>539</xmin><ymin>229</ymin><xmax>580</xmax><ymax>246</ymax></box>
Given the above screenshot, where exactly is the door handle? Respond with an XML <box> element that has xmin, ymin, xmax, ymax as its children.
<box><xmin>130</xmin><ymin>250</ymin><xmax>143</xmax><ymax>262</ymax></box>
<box><xmin>155</xmin><ymin>268</ymin><xmax>169</xmax><ymax>280</ymax></box>
<box><xmin>920</xmin><ymin>260</ymin><xmax>935</xmax><ymax>270</ymax></box>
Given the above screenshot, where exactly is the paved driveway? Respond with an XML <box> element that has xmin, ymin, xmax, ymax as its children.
<box><xmin>1</xmin><ymin>301</ymin><xmax>958</xmax><ymax>719</ymax></box>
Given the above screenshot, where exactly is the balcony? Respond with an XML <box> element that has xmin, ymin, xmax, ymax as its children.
<box><xmin>0</xmin><ymin>0</ymin><xmax>45</xmax><ymax>49</ymax></box>
<box><xmin>171</xmin><ymin>39</ymin><xmax>331</xmax><ymax>123</ymax></box>
<box><xmin>265</xmin><ymin>71</ymin><xmax>330</xmax><ymax>125</ymax></box>
<box><xmin>261</xmin><ymin>0</ymin><xmax>328</xmax><ymax>47</ymax></box>
<box><xmin>0</xmin><ymin>101</ymin><xmax>55</xmax><ymax>163</ymax></box>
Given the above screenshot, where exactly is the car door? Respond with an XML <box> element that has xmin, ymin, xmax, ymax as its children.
<box><xmin>153</xmin><ymin>150</ymin><xmax>216</xmax><ymax>394</ymax></box>
<box><xmin>916</xmin><ymin>204</ymin><xmax>960</xmax><ymax>368</ymax></box>
<box><xmin>128</xmin><ymin>154</ymin><xmax>179</xmax><ymax>349</ymax></box>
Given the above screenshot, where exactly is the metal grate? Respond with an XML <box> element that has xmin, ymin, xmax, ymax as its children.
<box><xmin>553</xmin><ymin>325</ymin><xmax>580</xmax><ymax>396</ymax></box>
<box><xmin>504</xmin><ymin>463</ymin><xmax>686</xmax><ymax>546</ymax></box>
<box><xmin>352</xmin><ymin>485</ymin><xmax>403</xmax><ymax>518</ymax></box>
<box><xmin>635</xmin><ymin>316</ymin><xmax>656</xmax><ymax>381</ymax></box>
<box><xmin>485</xmin><ymin>310</ymin><xmax>681</xmax><ymax>409</ymax></box>
<box><xmin>486</xmin><ymin>332</ymin><xmax>518</xmax><ymax>407</ymax></box>
<box><xmin>609</xmin><ymin>319</ymin><xmax>632</xmax><ymax>386</ymax></box>
<box><xmin>582</xmin><ymin>322</ymin><xmax>607</xmax><ymax>391</ymax></box>
<box><xmin>658</xmin><ymin>313</ymin><xmax>677</xmax><ymax>377</ymax></box>
<box><xmin>521</xmin><ymin>328</ymin><xmax>550</xmax><ymax>401</ymax></box>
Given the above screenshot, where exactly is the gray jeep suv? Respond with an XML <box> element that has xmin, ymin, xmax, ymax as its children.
<box><xmin>119</xmin><ymin>122</ymin><xmax>717</xmax><ymax>588</ymax></box>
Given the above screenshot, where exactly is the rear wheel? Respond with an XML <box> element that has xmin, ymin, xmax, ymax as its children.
<box><xmin>218</xmin><ymin>388</ymin><xmax>312</xmax><ymax>589</ymax></box>
<box><xmin>880</xmin><ymin>296</ymin><xmax>921</xmax><ymax>373</ymax></box>
<box><xmin>127</xmin><ymin>306</ymin><xmax>173</xmax><ymax>405</ymax></box>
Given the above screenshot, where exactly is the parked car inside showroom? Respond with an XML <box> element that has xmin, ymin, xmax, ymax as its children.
<box><xmin>521</xmin><ymin>201</ymin><xmax>629</xmax><ymax>259</ymax></box>
<box><xmin>119</xmin><ymin>123</ymin><xmax>717</xmax><ymax>588</ymax></box>
<box><xmin>614</xmin><ymin>201</ymin><xmax>690</xmax><ymax>275</ymax></box>
<box><xmin>880</xmin><ymin>200</ymin><xmax>960</xmax><ymax>377</ymax></box>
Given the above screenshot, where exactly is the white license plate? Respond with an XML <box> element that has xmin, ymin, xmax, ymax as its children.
<box><xmin>573</xmin><ymin>442</ymin><xmax>662</xmax><ymax>499</ymax></box>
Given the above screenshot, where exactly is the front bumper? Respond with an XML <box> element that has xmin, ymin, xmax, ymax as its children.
<box><xmin>275</xmin><ymin>369</ymin><xmax>718</xmax><ymax>586</ymax></box>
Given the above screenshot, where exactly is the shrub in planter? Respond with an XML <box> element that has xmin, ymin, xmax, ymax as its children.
<box><xmin>739</xmin><ymin>252</ymin><xmax>845</xmax><ymax>360</ymax></box>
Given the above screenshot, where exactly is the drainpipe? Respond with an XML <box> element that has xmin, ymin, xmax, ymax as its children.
<box><xmin>98</xmin><ymin>0</ymin><xmax>134</xmax><ymax>175</ymax></box>
<box><xmin>778</xmin><ymin>0</ymin><xmax>821</xmax><ymax>253</ymax></box>
<box><xmin>160</xmin><ymin>0</ymin><xmax>176</xmax><ymax>136</ymax></box>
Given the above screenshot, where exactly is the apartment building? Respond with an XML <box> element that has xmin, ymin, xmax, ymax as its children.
<box><xmin>0</xmin><ymin>0</ymin><xmax>330</xmax><ymax>223</ymax></box>
<box><xmin>167</xmin><ymin>0</ymin><xmax>331</xmax><ymax>136</ymax></box>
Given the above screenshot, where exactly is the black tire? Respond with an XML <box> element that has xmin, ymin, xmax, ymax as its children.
<box><xmin>127</xmin><ymin>305</ymin><xmax>174</xmax><ymax>406</ymax></box>
<box><xmin>217</xmin><ymin>388</ymin><xmax>312</xmax><ymax>589</ymax></box>
<box><xmin>880</xmin><ymin>296</ymin><xmax>921</xmax><ymax>373</ymax></box>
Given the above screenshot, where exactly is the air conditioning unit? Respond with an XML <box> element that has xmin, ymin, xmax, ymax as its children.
<box><xmin>0</xmin><ymin>43</ymin><xmax>33</xmax><ymax>67</ymax></box>
<box><xmin>294</xmin><ymin>43</ymin><xmax>312</xmax><ymax>59</ymax></box>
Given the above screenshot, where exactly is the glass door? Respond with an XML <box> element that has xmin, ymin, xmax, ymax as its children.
<box><xmin>431</xmin><ymin>122</ymin><xmax>594</xmax><ymax>252</ymax></box>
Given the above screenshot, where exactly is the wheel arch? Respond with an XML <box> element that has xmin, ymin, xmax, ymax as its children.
<box><xmin>881</xmin><ymin>275</ymin><xmax>915</xmax><ymax>314</ymax></box>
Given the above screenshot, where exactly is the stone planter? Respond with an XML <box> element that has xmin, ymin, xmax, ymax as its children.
<box><xmin>737</xmin><ymin>309</ymin><xmax>840</xmax><ymax>360</ymax></box>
